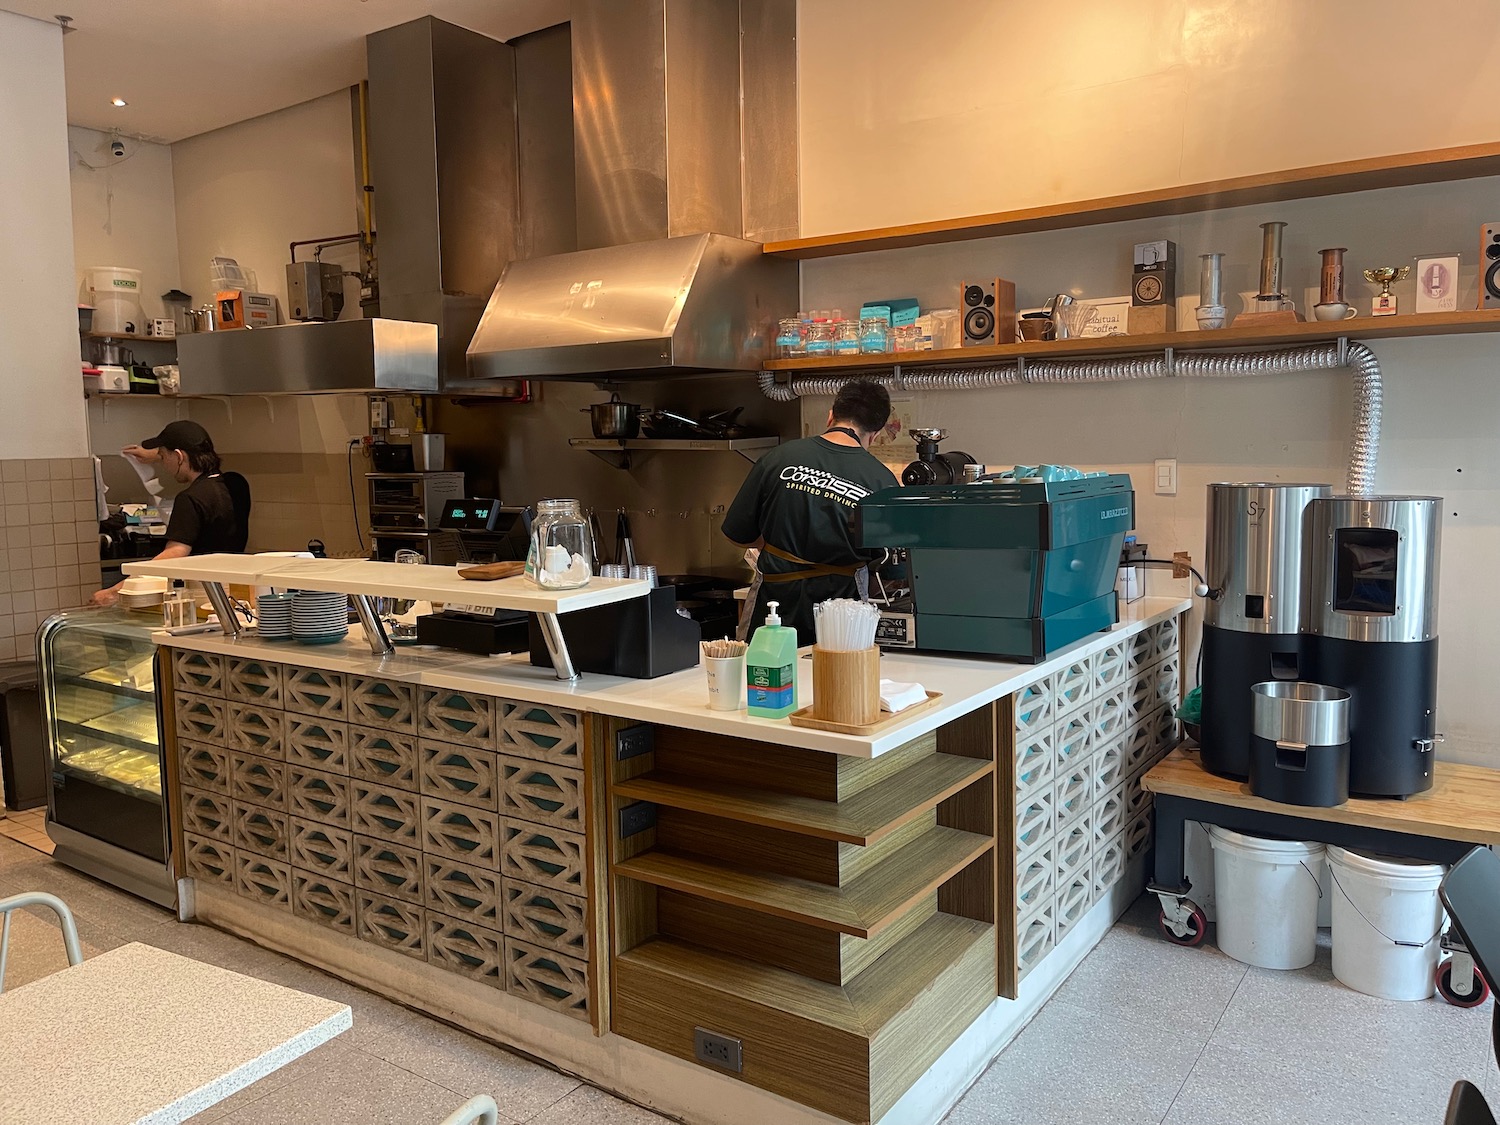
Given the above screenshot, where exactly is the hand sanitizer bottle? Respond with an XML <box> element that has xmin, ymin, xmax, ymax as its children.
<box><xmin>745</xmin><ymin>600</ymin><xmax>798</xmax><ymax>719</ymax></box>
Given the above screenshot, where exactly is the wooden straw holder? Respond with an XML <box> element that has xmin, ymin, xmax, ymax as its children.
<box><xmin>811</xmin><ymin>646</ymin><xmax>881</xmax><ymax>727</ymax></box>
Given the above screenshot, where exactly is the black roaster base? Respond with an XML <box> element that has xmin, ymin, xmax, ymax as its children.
<box><xmin>1302</xmin><ymin>633</ymin><xmax>1438</xmax><ymax>799</ymax></box>
<box><xmin>1200</xmin><ymin>625</ymin><xmax>1302</xmax><ymax>781</ymax></box>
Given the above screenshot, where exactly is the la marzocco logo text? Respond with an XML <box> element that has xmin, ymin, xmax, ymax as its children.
<box><xmin>779</xmin><ymin>465</ymin><xmax>871</xmax><ymax>502</ymax></box>
<box><xmin>1100</xmin><ymin>507</ymin><xmax>1130</xmax><ymax>519</ymax></box>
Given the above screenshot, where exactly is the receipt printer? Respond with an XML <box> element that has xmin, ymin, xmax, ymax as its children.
<box><xmin>856</xmin><ymin>474</ymin><xmax>1135</xmax><ymax>661</ymax></box>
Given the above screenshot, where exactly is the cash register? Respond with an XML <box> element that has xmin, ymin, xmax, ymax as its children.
<box><xmin>413</xmin><ymin>499</ymin><xmax>532</xmax><ymax>654</ymax></box>
<box><xmin>856</xmin><ymin>473</ymin><xmax>1135</xmax><ymax>662</ymax></box>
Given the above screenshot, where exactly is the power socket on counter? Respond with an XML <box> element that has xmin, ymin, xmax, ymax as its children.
<box><xmin>694</xmin><ymin>1027</ymin><xmax>743</xmax><ymax>1073</ymax></box>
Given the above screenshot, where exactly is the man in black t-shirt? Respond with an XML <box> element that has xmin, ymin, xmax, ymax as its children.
<box><xmin>724</xmin><ymin>379</ymin><xmax>898</xmax><ymax>645</ymax></box>
<box><xmin>92</xmin><ymin>421</ymin><xmax>251</xmax><ymax>606</ymax></box>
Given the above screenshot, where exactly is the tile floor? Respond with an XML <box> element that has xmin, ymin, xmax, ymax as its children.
<box><xmin>0</xmin><ymin>807</ymin><xmax>55</xmax><ymax>854</ymax></box>
<box><xmin>0</xmin><ymin>834</ymin><xmax>1494</xmax><ymax>1125</ymax></box>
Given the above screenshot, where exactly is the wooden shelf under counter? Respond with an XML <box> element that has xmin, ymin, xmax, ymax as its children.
<box><xmin>603</xmin><ymin>706</ymin><xmax>1002</xmax><ymax>1124</ymax></box>
<box><xmin>763</xmin><ymin>308</ymin><xmax>1500</xmax><ymax>375</ymax></box>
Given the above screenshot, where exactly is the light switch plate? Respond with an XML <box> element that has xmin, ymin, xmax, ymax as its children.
<box><xmin>1154</xmin><ymin>458</ymin><xmax>1177</xmax><ymax>495</ymax></box>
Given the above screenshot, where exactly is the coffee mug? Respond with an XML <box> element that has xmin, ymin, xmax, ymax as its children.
<box><xmin>1313</xmin><ymin>302</ymin><xmax>1358</xmax><ymax>321</ymax></box>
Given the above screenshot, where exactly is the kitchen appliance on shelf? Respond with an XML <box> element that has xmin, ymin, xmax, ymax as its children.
<box><xmin>1301</xmin><ymin>496</ymin><xmax>1441</xmax><ymax>797</ymax></box>
<box><xmin>285</xmin><ymin>261</ymin><xmax>345</xmax><ymax>322</ymax></box>
<box><xmin>856</xmin><ymin>473</ymin><xmax>1135</xmax><ymax>661</ymax></box>
<box><xmin>1199</xmin><ymin>483</ymin><xmax>1332</xmax><ymax>780</ymax></box>
<box><xmin>37</xmin><ymin>609</ymin><xmax>173</xmax><ymax>907</ymax></box>
<box><xmin>366</xmin><ymin>471</ymin><xmax>465</xmax><ymax>563</ymax></box>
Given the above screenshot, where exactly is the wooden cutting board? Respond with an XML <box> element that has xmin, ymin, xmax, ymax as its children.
<box><xmin>457</xmin><ymin>561</ymin><xmax>527</xmax><ymax>581</ymax></box>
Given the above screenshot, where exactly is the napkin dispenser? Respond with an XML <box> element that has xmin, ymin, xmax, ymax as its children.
<box><xmin>856</xmin><ymin>473</ymin><xmax>1135</xmax><ymax>661</ymax></box>
<box><xmin>526</xmin><ymin>586</ymin><xmax>701</xmax><ymax>678</ymax></box>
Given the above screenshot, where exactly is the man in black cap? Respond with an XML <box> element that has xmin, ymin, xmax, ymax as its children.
<box><xmin>92</xmin><ymin>421</ymin><xmax>251</xmax><ymax>606</ymax></box>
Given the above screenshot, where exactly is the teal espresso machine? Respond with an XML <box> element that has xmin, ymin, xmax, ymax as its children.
<box><xmin>856</xmin><ymin>474</ymin><xmax>1135</xmax><ymax>662</ymax></box>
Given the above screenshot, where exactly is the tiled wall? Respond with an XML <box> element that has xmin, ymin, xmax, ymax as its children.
<box><xmin>0</xmin><ymin>458</ymin><xmax>103</xmax><ymax>662</ymax></box>
<box><xmin>232</xmin><ymin>452</ymin><xmax>370</xmax><ymax>559</ymax></box>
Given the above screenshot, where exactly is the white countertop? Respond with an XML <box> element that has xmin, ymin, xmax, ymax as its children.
<box><xmin>158</xmin><ymin>596</ymin><xmax>1191</xmax><ymax>758</ymax></box>
<box><xmin>122</xmin><ymin>554</ymin><xmax>650</xmax><ymax>615</ymax></box>
<box><xmin>0</xmin><ymin>942</ymin><xmax>350</xmax><ymax>1125</ymax></box>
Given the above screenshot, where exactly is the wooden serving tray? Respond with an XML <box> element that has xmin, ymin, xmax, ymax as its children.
<box><xmin>457</xmin><ymin>561</ymin><xmax>526</xmax><ymax>581</ymax></box>
<box><xmin>788</xmin><ymin>691</ymin><xmax>944</xmax><ymax>735</ymax></box>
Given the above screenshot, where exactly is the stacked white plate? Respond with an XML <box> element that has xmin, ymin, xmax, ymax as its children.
<box><xmin>256</xmin><ymin>593</ymin><xmax>295</xmax><ymax>640</ymax></box>
<box><xmin>291</xmin><ymin>590</ymin><xmax>349</xmax><ymax>645</ymax></box>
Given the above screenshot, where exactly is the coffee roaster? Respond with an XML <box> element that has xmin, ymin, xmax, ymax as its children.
<box><xmin>1199</xmin><ymin>483</ymin><xmax>1331</xmax><ymax>779</ymax></box>
<box><xmin>856</xmin><ymin>474</ymin><xmax>1134</xmax><ymax>662</ymax></box>
<box><xmin>1197</xmin><ymin>485</ymin><xmax>1442</xmax><ymax>801</ymax></box>
<box><xmin>1301</xmin><ymin>496</ymin><xmax>1441</xmax><ymax>797</ymax></box>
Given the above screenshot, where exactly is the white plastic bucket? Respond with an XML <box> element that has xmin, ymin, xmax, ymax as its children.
<box><xmin>86</xmin><ymin>266</ymin><xmax>145</xmax><ymax>334</ymax></box>
<box><xmin>1327</xmin><ymin>846</ymin><xmax>1445</xmax><ymax>1001</ymax></box>
<box><xmin>1208</xmin><ymin>826</ymin><xmax>1325</xmax><ymax>969</ymax></box>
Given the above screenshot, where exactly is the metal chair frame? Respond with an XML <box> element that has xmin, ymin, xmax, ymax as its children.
<box><xmin>436</xmin><ymin>1094</ymin><xmax>499</xmax><ymax>1125</ymax></box>
<box><xmin>0</xmin><ymin>892</ymin><xmax>84</xmax><ymax>994</ymax></box>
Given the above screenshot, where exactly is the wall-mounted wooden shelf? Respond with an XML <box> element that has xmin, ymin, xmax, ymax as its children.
<box><xmin>764</xmin><ymin>141</ymin><xmax>1500</xmax><ymax>259</ymax></box>
<box><xmin>762</xmin><ymin>309</ymin><xmax>1500</xmax><ymax>374</ymax></box>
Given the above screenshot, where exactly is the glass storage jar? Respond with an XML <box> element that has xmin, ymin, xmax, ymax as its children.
<box><xmin>806</xmin><ymin>319</ymin><xmax>835</xmax><ymax>357</ymax></box>
<box><xmin>776</xmin><ymin>316</ymin><xmax>806</xmax><ymax>357</ymax></box>
<box><xmin>833</xmin><ymin>319</ymin><xmax>860</xmax><ymax>355</ymax></box>
<box><xmin>526</xmin><ymin>499</ymin><xmax>593</xmax><ymax>589</ymax></box>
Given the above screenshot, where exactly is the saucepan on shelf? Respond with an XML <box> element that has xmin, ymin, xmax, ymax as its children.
<box><xmin>582</xmin><ymin>392</ymin><xmax>642</xmax><ymax>439</ymax></box>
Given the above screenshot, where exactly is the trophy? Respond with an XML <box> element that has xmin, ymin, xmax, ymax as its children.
<box><xmin>1363</xmin><ymin>265</ymin><xmax>1410</xmax><ymax>317</ymax></box>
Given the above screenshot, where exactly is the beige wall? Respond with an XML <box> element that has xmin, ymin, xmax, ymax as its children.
<box><xmin>69</xmin><ymin>127</ymin><xmax>181</xmax><ymax>322</ymax></box>
<box><xmin>798</xmin><ymin>0</ymin><xmax>1500</xmax><ymax>235</ymax></box>
<box><xmin>0</xmin><ymin>11</ymin><xmax>89</xmax><ymax>462</ymax></box>
<box><xmin>172</xmin><ymin>90</ymin><xmax>363</xmax><ymax>320</ymax></box>
<box><xmin>794</xmin><ymin>7</ymin><xmax>1500</xmax><ymax>768</ymax></box>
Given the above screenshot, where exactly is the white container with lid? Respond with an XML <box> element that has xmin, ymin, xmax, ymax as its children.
<box><xmin>85</xmin><ymin>266</ymin><xmax>145</xmax><ymax>334</ymax></box>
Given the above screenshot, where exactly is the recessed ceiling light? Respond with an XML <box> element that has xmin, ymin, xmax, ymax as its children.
<box><xmin>111</xmin><ymin>97</ymin><xmax>127</xmax><ymax>107</ymax></box>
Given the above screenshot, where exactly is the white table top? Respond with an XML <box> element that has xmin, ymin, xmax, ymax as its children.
<box><xmin>122</xmin><ymin>554</ymin><xmax>650</xmax><ymax>614</ymax></box>
<box><xmin>0</xmin><ymin>942</ymin><xmax>351</xmax><ymax>1125</ymax></box>
<box><xmin>157</xmin><ymin>596</ymin><xmax>1192</xmax><ymax>758</ymax></box>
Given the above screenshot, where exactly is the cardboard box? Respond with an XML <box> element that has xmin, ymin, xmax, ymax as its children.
<box><xmin>1127</xmin><ymin>303</ymin><xmax>1177</xmax><ymax>335</ymax></box>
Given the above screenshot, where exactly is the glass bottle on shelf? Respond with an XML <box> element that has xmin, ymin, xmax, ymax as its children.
<box><xmin>526</xmin><ymin>499</ymin><xmax>593</xmax><ymax>589</ymax></box>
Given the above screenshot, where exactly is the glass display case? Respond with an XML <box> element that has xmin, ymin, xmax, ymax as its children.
<box><xmin>38</xmin><ymin>608</ymin><xmax>174</xmax><ymax>906</ymax></box>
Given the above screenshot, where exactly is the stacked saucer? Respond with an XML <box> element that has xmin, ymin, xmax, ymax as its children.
<box><xmin>292</xmin><ymin>590</ymin><xmax>349</xmax><ymax>645</ymax></box>
<box><xmin>256</xmin><ymin>593</ymin><xmax>295</xmax><ymax>641</ymax></box>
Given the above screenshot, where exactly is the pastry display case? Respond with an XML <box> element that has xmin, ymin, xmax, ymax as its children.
<box><xmin>38</xmin><ymin>608</ymin><xmax>174</xmax><ymax>906</ymax></box>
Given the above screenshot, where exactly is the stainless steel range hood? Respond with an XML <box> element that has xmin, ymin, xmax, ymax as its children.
<box><xmin>176</xmin><ymin>320</ymin><xmax>438</xmax><ymax>395</ymax></box>
<box><xmin>466</xmin><ymin>233</ymin><xmax>794</xmax><ymax>380</ymax></box>
<box><xmin>465</xmin><ymin>0</ymin><xmax>798</xmax><ymax>381</ymax></box>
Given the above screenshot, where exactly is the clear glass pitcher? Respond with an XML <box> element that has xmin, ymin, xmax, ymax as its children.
<box><xmin>526</xmin><ymin>499</ymin><xmax>593</xmax><ymax>589</ymax></box>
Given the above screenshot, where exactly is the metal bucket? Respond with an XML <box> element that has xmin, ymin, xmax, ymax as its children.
<box><xmin>1250</xmin><ymin>681</ymin><xmax>1351</xmax><ymax>807</ymax></box>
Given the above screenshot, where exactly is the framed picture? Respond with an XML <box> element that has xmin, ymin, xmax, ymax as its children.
<box><xmin>1414</xmin><ymin>255</ymin><xmax>1460</xmax><ymax>314</ymax></box>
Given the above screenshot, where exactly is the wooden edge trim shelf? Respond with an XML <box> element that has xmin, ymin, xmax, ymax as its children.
<box><xmin>762</xmin><ymin>140</ymin><xmax>1500</xmax><ymax>258</ymax></box>
<box><xmin>613</xmin><ymin>827</ymin><xmax>992</xmax><ymax>939</ymax></box>
<box><xmin>1143</xmin><ymin>749</ymin><xmax>1500</xmax><ymax>845</ymax></box>
<box><xmin>612</xmin><ymin>755</ymin><xmax>995</xmax><ymax>846</ymax></box>
<box><xmin>762</xmin><ymin>309</ymin><xmax>1500</xmax><ymax>373</ymax></box>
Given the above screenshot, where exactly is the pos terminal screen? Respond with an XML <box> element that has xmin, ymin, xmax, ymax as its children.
<box><xmin>440</xmin><ymin>499</ymin><xmax>497</xmax><ymax>531</ymax></box>
<box><xmin>1333</xmin><ymin>527</ymin><xmax>1398</xmax><ymax>615</ymax></box>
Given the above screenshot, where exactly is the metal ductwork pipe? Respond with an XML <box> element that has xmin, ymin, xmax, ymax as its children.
<box><xmin>758</xmin><ymin>341</ymin><xmax>1383</xmax><ymax>495</ymax></box>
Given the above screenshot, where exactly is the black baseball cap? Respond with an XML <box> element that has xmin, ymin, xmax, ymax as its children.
<box><xmin>142</xmin><ymin>420</ymin><xmax>211</xmax><ymax>451</ymax></box>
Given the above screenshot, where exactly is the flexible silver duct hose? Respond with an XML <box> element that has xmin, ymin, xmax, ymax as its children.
<box><xmin>757</xmin><ymin>340</ymin><xmax>1382</xmax><ymax>494</ymax></box>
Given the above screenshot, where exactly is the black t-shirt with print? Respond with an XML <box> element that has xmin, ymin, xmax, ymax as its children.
<box><xmin>164</xmin><ymin>473</ymin><xmax>247</xmax><ymax>554</ymax></box>
<box><xmin>723</xmin><ymin>435</ymin><xmax>898</xmax><ymax>645</ymax></box>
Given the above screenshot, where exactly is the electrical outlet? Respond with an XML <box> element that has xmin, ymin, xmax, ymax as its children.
<box><xmin>694</xmin><ymin>1027</ymin><xmax>743</xmax><ymax>1073</ymax></box>
<box><xmin>618</xmin><ymin>801</ymin><xmax>657</xmax><ymax>838</ymax></box>
<box><xmin>1154</xmin><ymin>458</ymin><xmax>1177</xmax><ymax>495</ymax></box>
<box><xmin>615</xmin><ymin>725</ymin><xmax>654</xmax><ymax>761</ymax></box>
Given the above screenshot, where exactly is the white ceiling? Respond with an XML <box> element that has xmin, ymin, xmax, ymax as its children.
<box><xmin>0</xmin><ymin>0</ymin><xmax>570</xmax><ymax>142</ymax></box>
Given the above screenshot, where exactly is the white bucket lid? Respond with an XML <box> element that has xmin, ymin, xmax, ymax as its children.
<box><xmin>1327</xmin><ymin>845</ymin><xmax>1445</xmax><ymax>886</ymax></box>
<box><xmin>1208</xmin><ymin>824</ymin><xmax>1326</xmax><ymax>859</ymax></box>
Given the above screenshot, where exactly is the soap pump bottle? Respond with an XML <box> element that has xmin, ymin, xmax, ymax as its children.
<box><xmin>745</xmin><ymin>600</ymin><xmax>799</xmax><ymax>719</ymax></box>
